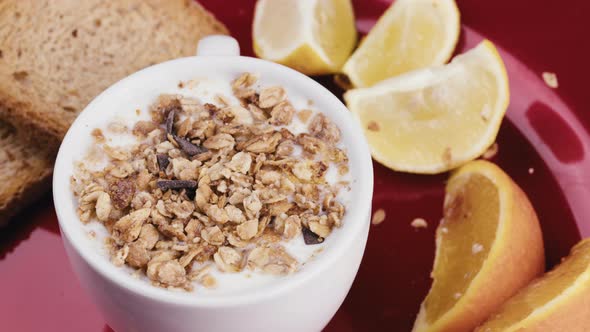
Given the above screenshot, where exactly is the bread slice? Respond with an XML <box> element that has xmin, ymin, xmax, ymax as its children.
<box><xmin>0</xmin><ymin>119</ymin><xmax>54</xmax><ymax>226</ymax></box>
<box><xmin>0</xmin><ymin>0</ymin><xmax>227</xmax><ymax>225</ymax></box>
<box><xmin>0</xmin><ymin>0</ymin><xmax>228</xmax><ymax>144</ymax></box>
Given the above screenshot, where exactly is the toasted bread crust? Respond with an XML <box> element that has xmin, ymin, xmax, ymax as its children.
<box><xmin>0</xmin><ymin>0</ymin><xmax>227</xmax><ymax>225</ymax></box>
<box><xmin>0</xmin><ymin>118</ymin><xmax>55</xmax><ymax>227</ymax></box>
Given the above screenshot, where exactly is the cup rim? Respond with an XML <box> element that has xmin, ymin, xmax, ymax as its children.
<box><xmin>53</xmin><ymin>54</ymin><xmax>374</xmax><ymax>307</ymax></box>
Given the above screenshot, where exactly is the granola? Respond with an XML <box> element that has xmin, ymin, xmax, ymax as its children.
<box><xmin>371</xmin><ymin>208</ymin><xmax>386</xmax><ymax>225</ymax></box>
<box><xmin>542</xmin><ymin>71</ymin><xmax>558</xmax><ymax>89</ymax></box>
<box><xmin>72</xmin><ymin>73</ymin><xmax>350</xmax><ymax>291</ymax></box>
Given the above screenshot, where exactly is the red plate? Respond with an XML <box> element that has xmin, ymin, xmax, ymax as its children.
<box><xmin>1</xmin><ymin>1</ymin><xmax>589</xmax><ymax>331</ymax></box>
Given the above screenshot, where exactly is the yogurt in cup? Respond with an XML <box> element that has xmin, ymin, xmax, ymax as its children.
<box><xmin>53</xmin><ymin>36</ymin><xmax>374</xmax><ymax>332</ymax></box>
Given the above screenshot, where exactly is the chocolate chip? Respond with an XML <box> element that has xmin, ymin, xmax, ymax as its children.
<box><xmin>156</xmin><ymin>154</ymin><xmax>169</xmax><ymax>171</ymax></box>
<box><xmin>166</xmin><ymin>109</ymin><xmax>175</xmax><ymax>135</ymax></box>
<box><xmin>185</xmin><ymin>188</ymin><xmax>196</xmax><ymax>200</ymax></box>
<box><xmin>156</xmin><ymin>180</ymin><xmax>197</xmax><ymax>191</ymax></box>
<box><xmin>175</xmin><ymin>136</ymin><xmax>208</xmax><ymax>156</ymax></box>
<box><xmin>302</xmin><ymin>227</ymin><xmax>323</xmax><ymax>245</ymax></box>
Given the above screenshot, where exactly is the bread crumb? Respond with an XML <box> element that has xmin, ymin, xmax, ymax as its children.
<box><xmin>472</xmin><ymin>243</ymin><xmax>484</xmax><ymax>254</ymax></box>
<box><xmin>411</xmin><ymin>218</ymin><xmax>428</xmax><ymax>228</ymax></box>
<box><xmin>135</xmin><ymin>109</ymin><xmax>141</xmax><ymax>116</ymax></box>
<box><xmin>87</xmin><ymin>230</ymin><xmax>96</xmax><ymax>239</ymax></box>
<box><xmin>528</xmin><ymin>167</ymin><xmax>535</xmax><ymax>174</ymax></box>
<box><xmin>440</xmin><ymin>227</ymin><xmax>449</xmax><ymax>234</ymax></box>
<box><xmin>482</xmin><ymin>143</ymin><xmax>499</xmax><ymax>160</ymax></box>
<box><xmin>453</xmin><ymin>292</ymin><xmax>462</xmax><ymax>299</ymax></box>
<box><xmin>371</xmin><ymin>209</ymin><xmax>386</xmax><ymax>225</ymax></box>
<box><xmin>542</xmin><ymin>72</ymin><xmax>559</xmax><ymax>88</ymax></box>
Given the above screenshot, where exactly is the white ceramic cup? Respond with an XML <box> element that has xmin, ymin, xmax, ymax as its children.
<box><xmin>53</xmin><ymin>36</ymin><xmax>374</xmax><ymax>332</ymax></box>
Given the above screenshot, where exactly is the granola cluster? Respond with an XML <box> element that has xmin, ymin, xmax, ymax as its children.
<box><xmin>72</xmin><ymin>73</ymin><xmax>349</xmax><ymax>290</ymax></box>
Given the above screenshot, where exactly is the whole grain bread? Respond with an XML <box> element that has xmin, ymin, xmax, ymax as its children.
<box><xmin>0</xmin><ymin>119</ymin><xmax>54</xmax><ymax>226</ymax></box>
<box><xmin>0</xmin><ymin>0</ymin><xmax>228</xmax><ymax>145</ymax></box>
<box><xmin>0</xmin><ymin>0</ymin><xmax>227</xmax><ymax>225</ymax></box>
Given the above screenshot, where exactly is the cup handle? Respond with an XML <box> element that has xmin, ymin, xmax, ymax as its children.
<box><xmin>196</xmin><ymin>35</ymin><xmax>241</xmax><ymax>57</ymax></box>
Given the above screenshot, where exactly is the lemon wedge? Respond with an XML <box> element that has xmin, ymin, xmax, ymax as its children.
<box><xmin>344</xmin><ymin>40</ymin><xmax>509</xmax><ymax>174</ymax></box>
<box><xmin>342</xmin><ymin>0</ymin><xmax>460</xmax><ymax>88</ymax></box>
<box><xmin>253</xmin><ymin>0</ymin><xmax>356</xmax><ymax>75</ymax></box>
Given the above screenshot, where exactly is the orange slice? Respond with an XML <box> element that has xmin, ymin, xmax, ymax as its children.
<box><xmin>412</xmin><ymin>160</ymin><xmax>545</xmax><ymax>332</ymax></box>
<box><xmin>477</xmin><ymin>238</ymin><xmax>590</xmax><ymax>332</ymax></box>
